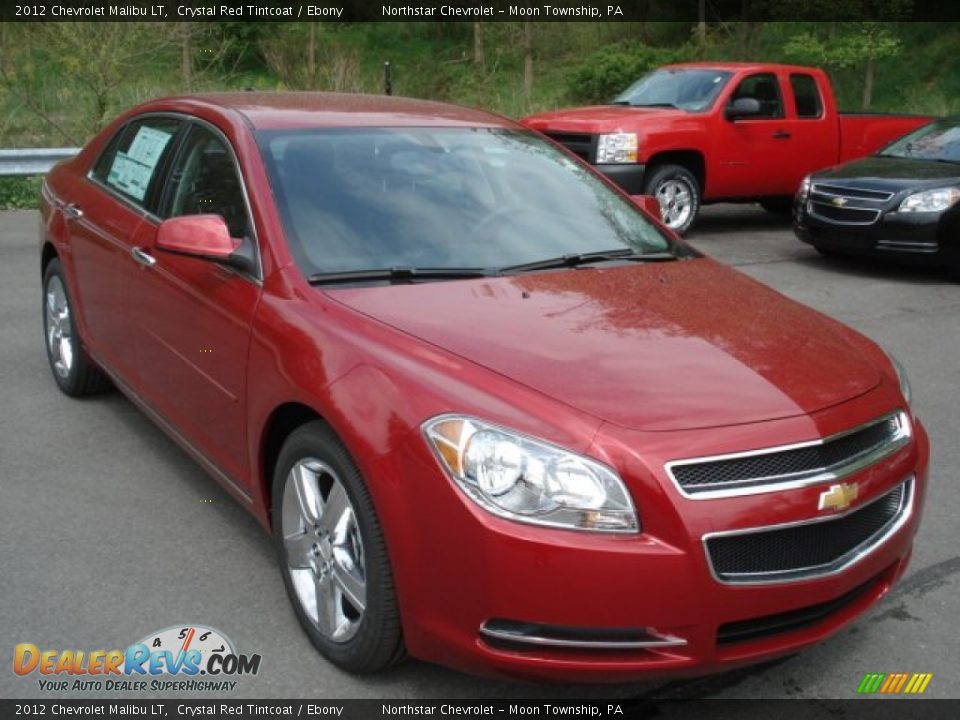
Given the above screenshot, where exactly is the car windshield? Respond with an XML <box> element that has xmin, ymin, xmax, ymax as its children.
<box><xmin>879</xmin><ymin>118</ymin><xmax>960</xmax><ymax>163</ymax></box>
<box><xmin>257</xmin><ymin>127</ymin><xmax>676</xmax><ymax>279</ymax></box>
<box><xmin>612</xmin><ymin>69</ymin><xmax>732</xmax><ymax>112</ymax></box>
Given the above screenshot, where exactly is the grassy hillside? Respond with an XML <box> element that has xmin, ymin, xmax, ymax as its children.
<box><xmin>2</xmin><ymin>21</ymin><xmax>959</xmax><ymax>207</ymax></box>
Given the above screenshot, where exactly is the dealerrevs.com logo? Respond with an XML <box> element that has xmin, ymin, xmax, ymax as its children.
<box><xmin>13</xmin><ymin>624</ymin><xmax>261</xmax><ymax>692</ymax></box>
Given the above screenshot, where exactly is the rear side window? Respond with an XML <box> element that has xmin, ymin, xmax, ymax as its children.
<box><xmin>790</xmin><ymin>74</ymin><xmax>823</xmax><ymax>118</ymax></box>
<box><xmin>91</xmin><ymin>117</ymin><xmax>181</xmax><ymax>206</ymax></box>
<box><xmin>730</xmin><ymin>73</ymin><xmax>784</xmax><ymax>119</ymax></box>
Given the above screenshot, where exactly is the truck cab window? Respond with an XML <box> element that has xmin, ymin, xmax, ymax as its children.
<box><xmin>790</xmin><ymin>74</ymin><xmax>823</xmax><ymax>119</ymax></box>
<box><xmin>731</xmin><ymin>74</ymin><xmax>784</xmax><ymax>119</ymax></box>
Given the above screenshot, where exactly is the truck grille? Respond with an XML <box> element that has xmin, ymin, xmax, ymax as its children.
<box><xmin>668</xmin><ymin>411</ymin><xmax>910</xmax><ymax>498</ymax></box>
<box><xmin>807</xmin><ymin>183</ymin><xmax>894</xmax><ymax>225</ymax></box>
<box><xmin>704</xmin><ymin>478</ymin><xmax>912</xmax><ymax>584</ymax></box>
<box><xmin>543</xmin><ymin>132</ymin><xmax>594</xmax><ymax>162</ymax></box>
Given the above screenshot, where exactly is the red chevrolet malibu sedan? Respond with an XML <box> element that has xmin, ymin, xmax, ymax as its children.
<box><xmin>39</xmin><ymin>93</ymin><xmax>928</xmax><ymax>682</ymax></box>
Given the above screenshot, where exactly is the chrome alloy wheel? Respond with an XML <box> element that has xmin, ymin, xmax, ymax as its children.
<box><xmin>45</xmin><ymin>276</ymin><xmax>74</xmax><ymax>378</ymax></box>
<box><xmin>655</xmin><ymin>179</ymin><xmax>694</xmax><ymax>230</ymax></box>
<box><xmin>281</xmin><ymin>459</ymin><xmax>367</xmax><ymax>643</ymax></box>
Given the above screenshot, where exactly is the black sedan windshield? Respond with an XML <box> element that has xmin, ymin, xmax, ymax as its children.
<box><xmin>613</xmin><ymin>69</ymin><xmax>732</xmax><ymax>112</ymax></box>
<box><xmin>880</xmin><ymin>118</ymin><xmax>960</xmax><ymax>163</ymax></box>
<box><xmin>257</xmin><ymin>128</ymin><xmax>674</xmax><ymax>277</ymax></box>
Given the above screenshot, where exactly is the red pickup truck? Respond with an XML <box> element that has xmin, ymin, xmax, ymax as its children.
<box><xmin>522</xmin><ymin>63</ymin><xmax>932</xmax><ymax>233</ymax></box>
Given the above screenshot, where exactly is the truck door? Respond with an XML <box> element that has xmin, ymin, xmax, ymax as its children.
<box><xmin>784</xmin><ymin>72</ymin><xmax>839</xmax><ymax>187</ymax></box>
<box><xmin>711</xmin><ymin>72</ymin><xmax>799</xmax><ymax>197</ymax></box>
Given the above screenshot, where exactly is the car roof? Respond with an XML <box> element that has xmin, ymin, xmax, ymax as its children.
<box><xmin>150</xmin><ymin>92</ymin><xmax>516</xmax><ymax>130</ymax></box>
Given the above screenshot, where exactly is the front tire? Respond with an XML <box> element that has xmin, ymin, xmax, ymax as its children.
<box><xmin>643</xmin><ymin>164</ymin><xmax>700</xmax><ymax>235</ymax></box>
<box><xmin>42</xmin><ymin>259</ymin><xmax>111</xmax><ymax>397</ymax></box>
<box><xmin>272</xmin><ymin>421</ymin><xmax>404</xmax><ymax>673</ymax></box>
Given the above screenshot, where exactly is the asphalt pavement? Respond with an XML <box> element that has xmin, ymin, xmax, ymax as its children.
<box><xmin>1</xmin><ymin>206</ymin><xmax>957</xmax><ymax>700</ymax></box>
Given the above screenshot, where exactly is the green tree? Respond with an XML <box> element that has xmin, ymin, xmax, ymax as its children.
<box><xmin>783</xmin><ymin>22</ymin><xmax>903</xmax><ymax>109</ymax></box>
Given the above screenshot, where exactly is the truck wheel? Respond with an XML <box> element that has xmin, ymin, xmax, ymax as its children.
<box><xmin>644</xmin><ymin>164</ymin><xmax>700</xmax><ymax>235</ymax></box>
<box><xmin>42</xmin><ymin>259</ymin><xmax>111</xmax><ymax>397</ymax></box>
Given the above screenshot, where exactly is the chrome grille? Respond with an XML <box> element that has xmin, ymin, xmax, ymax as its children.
<box><xmin>667</xmin><ymin>411</ymin><xmax>911</xmax><ymax>498</ymax></box>
<box><xmin>704</xmin><ymin>478</ymin><xmax>912</xmax><ymax>584</ymax></box>
<box><xmin>811</xmin><ymin>183</ymin><xmax>894</xmax><ymax>202</ymax></box>
<box><xmin>807</xmin><ymin>183</ymin><xmax>894</xmax><ymax>226</ymax></box>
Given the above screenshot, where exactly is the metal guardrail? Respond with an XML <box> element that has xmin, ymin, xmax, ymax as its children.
<box><xmin>0</xmin><ymin>148</ymin><xmax>81</xmax><ymax>177</ymax></box>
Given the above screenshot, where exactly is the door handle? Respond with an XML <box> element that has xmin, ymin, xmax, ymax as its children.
<box><xmin>772</xmin><ymin>130</ymin><xmax>792</xmax><ymax>139</ymax></box>
<box><xmin>131</xmin><ymin>247</ymin><xmax>157</xmax><ymax>268</ymax></box>
<box><xmin>63</xmin><ymin>203</ymin><xmax>84</xmax><ymax>220</ymax></box>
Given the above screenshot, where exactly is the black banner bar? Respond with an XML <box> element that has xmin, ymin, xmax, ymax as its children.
<box><xmin>2</xmin><ymin>700</ymin><xmax>959</xmax><ymax>720</ymax></box>
<box><xmin>3</xmin><ymin>0</ymin><xmax>960</xmax><ymax>23</ymax></box>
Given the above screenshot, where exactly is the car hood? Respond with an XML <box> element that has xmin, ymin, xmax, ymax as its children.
<box><xmin>815</xmin><ymin>155</ymin><xmax>960</xmax><ymax>193</ymax></box>
<box><xmin>522</xmin><ymin>105</ymin><xmax>686</xmax><ymax>134</ymax></box>
<box><xmin>329</xmin><ymin>260</ymin><xmax>881</xmax><ymax>432</ymax></box>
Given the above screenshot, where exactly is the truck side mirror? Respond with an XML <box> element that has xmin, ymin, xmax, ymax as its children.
<box><xmin>725</xmin><ymin>97</ymin><xmax>762</xmax><ymax>121</ymax></box>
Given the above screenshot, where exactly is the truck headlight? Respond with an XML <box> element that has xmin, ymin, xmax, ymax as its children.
<box><xmin>596</xmin><ymin>133</ymin><xmax>639</xmax><ymax>164</ymax></box>
<box><xmin>798</xmin><ymin>174</ymin><xmax>813</xmax><ymax>202</ymax></box>
<box><xmin>423</xmin><ymin>416</ymin><xmax>639</xmax><ymax>533</ymax></box>
<box><xmin>898</xmin><ymin>187</ymin><xmax>960</xmax><ymax>213</ymax></box>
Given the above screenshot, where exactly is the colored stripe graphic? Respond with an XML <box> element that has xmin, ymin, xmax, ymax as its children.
<box><xmin>858</xmin><ymin>672</ymin><xmax>932</xmax><ymax>694</ymax></box>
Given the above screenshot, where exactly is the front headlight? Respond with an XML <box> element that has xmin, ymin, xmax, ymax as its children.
<box><xmin>596</xmin><ymin>133</ymin><xmax>639</xmax><ymax>164</ymax></box>
<box><xmin>898</xmin><ymin>187</ymin><xmax>960</xmax><ymax>213</ymax></box>
<box><xmin>798</xmin><ymin>174</ymin><xmax>813</xmax><ymax>201</ymax></box>
<box><xmin>423</xmin><ymin>416</ymin><xmax>639</xmax><ymax>533</ymax></box>
<box><xmin>882</xmin><ymin>348</ymin><xmax>912</xmax><ymax>408</ymax></box>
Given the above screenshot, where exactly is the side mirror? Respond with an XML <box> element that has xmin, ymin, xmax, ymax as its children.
<box><xmin>725</xmin><ymin>97</ymin><xmax>762</xmax><ymax>120</ymax></box>
<box><xmin>631</xmin><ymin>194</ymin><xmax>663</xmax><ymax>220</ymax></box>
<box><xmin>156</xmin><ymin>215</ymin><xmax>255</xmax><ymax>274</ymax></box>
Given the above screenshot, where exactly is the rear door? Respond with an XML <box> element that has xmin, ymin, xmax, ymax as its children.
<box><xmin>127</xmin><ymin>120</ymin><xmax>262</xmax><ymax>491</ymax></box>
<box><xmin>783</xmin><ymin>72</ymin><xmax>838</xmax><ymax>189</ymax></box>
<box><xmin>711</xmin><ymin>72</ymin><xmax>798</xmax><ymax>197</ymax></box>
<box><xmin>69</xmin><ymin>116</ymin><xmax>183</xmax><ymax>380</ymax></box>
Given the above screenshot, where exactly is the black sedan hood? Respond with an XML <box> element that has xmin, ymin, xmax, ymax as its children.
<box><xmin>815</xmin><ymin>155</ymin><xmax>960</xmax><ymax>193</ymax></box>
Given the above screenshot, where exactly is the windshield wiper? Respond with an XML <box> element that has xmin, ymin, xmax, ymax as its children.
<box><xmin>307</xmin><ymin>267</ymin><xmax>494</xmax><ymax>285</ymax></box>
<box><xmin>632</xmin><ymin>102</ymin><xmax>679</xmax><ymax>109</ymax></box>
<box><xmin>499</xmin><ymin>249</ymin><xmax>677</xmax><ymax>274</ymax></box>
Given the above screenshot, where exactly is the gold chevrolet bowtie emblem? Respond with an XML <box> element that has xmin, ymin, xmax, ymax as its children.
<box><xmin>819</xmin><ymin>482</ymin><xmax>858</xmax><ymax>512</ymax></box>
<box><xmin>832</xmin><ymin>196</ymin><xmax>848</xmax><ymax>207</ymax></box>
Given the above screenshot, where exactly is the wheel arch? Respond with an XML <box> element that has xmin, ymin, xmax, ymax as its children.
<box><xmin>41</xmin><ymin>242</ymin><xmax>59</xmax><ymax>276</ymax></box>
<box><xmin>646</xmin><ymin>149</ymin><xmax>706</xmax><ymax>195</ymax></box>
<box><xmin>258</xmin><ymin>401</ymin><xmax>328</xmax><ymax>527</ymax></box>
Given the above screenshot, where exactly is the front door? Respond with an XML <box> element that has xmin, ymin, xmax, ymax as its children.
<box><xmin>711</xmin><ymin>72</ymin><xmax>798</xmax><ymax>198</ymax></box>
<box><xmin>128</xmin><ymin>122</ymin><xmax>262</xmax><ymax>491</ymax></box>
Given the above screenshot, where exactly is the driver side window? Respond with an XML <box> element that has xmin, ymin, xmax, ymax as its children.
<box><xmin>730</xmin><ymin>73</ymin><xmax>784</xmax><ymax>119</ymax></box>
<box><xmin>163</xmin><ymin>124</ymin><xmax>249</xmax><ymax>239</ymax></box>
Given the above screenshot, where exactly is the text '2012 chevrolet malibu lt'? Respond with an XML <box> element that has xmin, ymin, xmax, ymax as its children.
<box><xmin>39</xmin><ymin>93</ymin><xmax>928</xmax><ymax>682</ymax></box>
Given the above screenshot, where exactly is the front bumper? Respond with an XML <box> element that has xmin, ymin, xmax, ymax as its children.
<box><xmin>595</xmin><ymin>163</ymin><xmax>647</xmax><ymax>195</ymax></box>
<box><xmin>794</xmin><ymin>197</ymin><xmax>948</xmax><ymax>264</ymax></box>
<box><xmin>371</xmin><ymin>401</ymin><xmax>929</xmax><ymax>683</ymax></box>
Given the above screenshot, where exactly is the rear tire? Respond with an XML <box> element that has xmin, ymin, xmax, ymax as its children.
<box><xmin>272</xmin><ymin>421</ymin><xmax>405</xmax><ymax>674</ymax></box>
<box><xmin>643</xmin><ymin>164</ymin><xmax>700</xmax><ymax>235</ymax></box>
<box><xmin>42</xmin><ymin>259</ymin><xmax>111</xmax><ymax>397</ymax></box>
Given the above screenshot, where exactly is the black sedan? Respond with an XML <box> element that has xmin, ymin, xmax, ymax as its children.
<box><xmin>794</xmin><ymin>116</ymin><xmax>960</xmax><ymax>279</ymax></box>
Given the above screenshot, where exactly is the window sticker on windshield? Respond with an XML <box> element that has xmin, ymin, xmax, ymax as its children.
<box><xmin>106</xmin><ymin>126</ymin><xmax>172</xmax><ymax>201</ymax></box>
